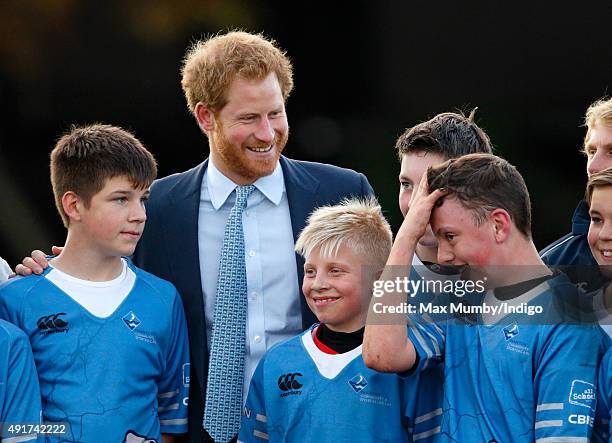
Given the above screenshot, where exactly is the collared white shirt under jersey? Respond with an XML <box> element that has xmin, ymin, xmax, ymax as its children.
<box><xmin>198</xmin><ymin>160</ymin><xmax>302</xmax><ymax>401</ymax></box>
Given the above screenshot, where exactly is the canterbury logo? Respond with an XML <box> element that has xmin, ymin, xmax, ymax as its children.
<box><xmin>277</xmin><ymin>373</ymin><xmax>303</xmax><ymax>391</ymax></box>
<box><xmin>37</xmin><ymin>313</ymin><xmax>68</xmax><ymax>330</ymax></box>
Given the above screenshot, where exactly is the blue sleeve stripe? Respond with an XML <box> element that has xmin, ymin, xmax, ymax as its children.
<box><xmin>534</xmin><ymin>420</ymin><xmax>563</xmax><ymax>429</ymax></box>
<box><xmin>536</xmin><ymin>402</ymin><xmax>564</xmax><ymax>412</ymax></box>
<box><xmin>159</xmin><ymin>418</ymin><xmax>188</xmax><ymax>425</ymax></box>
<box><xmin>413</xmin><ymin>426</ymin><xmax>441</xmax><ymax>441</ymax></box>
<box><xmin>535</xmin><ymin>438</ymin><xmax>588</xmax><ymax>442</ymax></box>
<box><xmin>256</xmin><ymin>414</ymin><xmax>267</xmax><ymax>423</ymax></box>
<box><xmin>414</xmin><ymin>408</ymin><xmax>442</xmax><ymax>424</ymax></box>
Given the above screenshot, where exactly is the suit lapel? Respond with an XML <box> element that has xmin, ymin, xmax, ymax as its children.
<box><xmin>163</xmin><ymin>160</ymin><xmax>208</xmax><ymax>393</ymax></box>
<box><xmin>280</xmin><ymin>156</ymin><xmax>319</xmax><ymax>329</ymax></box>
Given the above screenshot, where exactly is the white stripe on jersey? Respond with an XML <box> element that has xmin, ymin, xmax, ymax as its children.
<box><xmin>159</xmin><ymin>418</ymin><xmax>188</xmax><ymax>425</ymax></box>
<box><xmin>413</xmin><ymin>426</ymin><xmax>441</xmax><ymax>440</ymax></box>
<box><xmin>253</xmin><ymin>430</ymin><xmax>269</xmax><ymax>440</ymax></box>
<box><xmin>158</xmin><ymin>389</ymin><xmax>179</xmax><ymax>398</ymax></box>
<box><xmin>158</xmin><ymin>402</ymin><xmax>179</xmax><ymax>412</ymax></box>
<box><xmin>536</xmin><ymin>402</ymin><xmax>564</xmax><ymax>412</ymax></box>
<box><xmin>535</xmin><ymin>420</ymin><xmax>563</xmax><ymax>429</ymax></box>
<box><xmin>415</xmin><ymin>408</ymin><xmax>442</xmax><ymax>424</ymax></box>
<box><xmin>3</xmin><ymin>434</ymin><xmax>38</xmax><ymax>443</ymax></box>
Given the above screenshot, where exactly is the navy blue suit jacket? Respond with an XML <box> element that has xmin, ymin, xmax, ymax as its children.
<box><xmin>133</xmin><ymin>156</ymin><xmax>374</xmax><ymax>442</ymax></box>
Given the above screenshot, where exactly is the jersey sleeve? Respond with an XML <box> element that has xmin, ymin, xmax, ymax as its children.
<box><xmin>533</xmin><ymin>324</ymin><xmax>607</xmax><ymax>441</ymax></box>
<box><xmin>0</xmin><ymin>281</ymin><xmax>21</xmax><ymax>326</ymax></box>
<box><xmin>157</xmin><ymin>291</ymin><xmax>190</xmax><ymax>435</ymax></box>
<box><xmin>1</xmin><ymin>326</ymin><xmax>41</xmax><ymax>442</ymax></box>
<box><xmin>594</xmin><ymin>349</ymin><xmax>612</xmax><ymax>442</ymax></box>
<box><xmin>406</xmin><ymin>280</ymin><xmax>447</xmax><ymax>373</ymax></box>
<box><xmin>402</xmin><ymin>367</ymin><xmax>444</xmax><ymax>442</ymax></box>
<box><xmin>238</xmin><ymin>358</ymin><xmax>268</xmax><ymax>442</ymax></box>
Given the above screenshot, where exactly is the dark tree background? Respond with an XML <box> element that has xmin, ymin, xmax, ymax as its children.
<box><xmin>1</xmin><ymin>1</ymin><xmax>611</xmax><ymax>267</ymax></box>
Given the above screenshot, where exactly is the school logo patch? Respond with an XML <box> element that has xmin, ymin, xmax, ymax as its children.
<box><xmin>569</xmin><ymin>380</ymin><xmax>596</xmax><ymax>410</ymax></box>
<box><xmin>503</xmin><ymin>324</ymin><xmax>519</xmax><ymax>341</ymax></box>
<box><xmin>122</xmin><ymin>311</ymin><xmax>141</xmax><ymax>331</ymax></box>
<box><xmin>348</xmin><ymin>374</ymin><xmax>368</xmax><ymax>393</ymax></box>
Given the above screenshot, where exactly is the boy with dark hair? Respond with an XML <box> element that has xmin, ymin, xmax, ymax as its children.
<box><xmin>0</xmin><ymin>319</ymin><xmax>41</xmax><ymax>442</ymax></box>
<box><xmin>396</xmin><ymin>109</ymin><xmax>492</xmax><ymax>264</ymax></box>
<box><xmin>239</xmin><ymin>198</ymin><xmax>439</xmax><ymax>442</ymax></box>
<box><xmin>0</xmin><ymin>124</ymin><xmax>189</xmax><ymax>443</ymax></box>
<box><xmin>364</xmin><ymin>153</ymin><xmax>608</xmax><ymax>442</ymax></box>
<box><xmin>13</xmin><ymin>31</ymin><xmax>375</xmax><ymax>442</ymax></box>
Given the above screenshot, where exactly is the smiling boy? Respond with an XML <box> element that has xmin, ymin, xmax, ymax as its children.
<box><xmin>364</xmin><ymin>153</ymin><xmax>609</xmax><ymax>442</ymax></box>
<box><xmin>239</xmin><ymin>198</ymin><xmax>441</xmax><ymax>442</ymax></box>
<box><xmin>541</xmin><ymin>97</ymin><xmax>612</xmax><ymax>276</ymax></box>
<box><xmin>0</xmin><ymin>125</ymin><xmax>189</xmax><ymax>443</ymax></box>
<box><xmin>587</xmin><ymin>168</ymin><xmax>612</xmax><ymax>442</ymax></box>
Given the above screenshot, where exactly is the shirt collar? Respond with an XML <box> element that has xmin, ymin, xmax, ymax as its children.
<box><xmin>206</xmin><ymin>159</ymin><xmax>284</xmax><ymax>210</ymax></box>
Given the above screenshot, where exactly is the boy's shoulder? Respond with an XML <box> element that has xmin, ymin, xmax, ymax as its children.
<box><xmin>0</xmin><ymin>318</ymin><xmax>28</xmax><ymax>346</ymax></box>
<box><xmin>0</xmin><ymin>273</ymin><xmax>47</xmax><ymax>300</ymax></box>
<box><xmin>258</xmin><ymin>330</ymin><xmax>308</xmax><ymax>367</ymax></box>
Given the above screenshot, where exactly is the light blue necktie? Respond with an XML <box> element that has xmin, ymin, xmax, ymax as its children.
<box><xmin>204</xmin><ymin>185</ymin><xmax>255</xmax><ymax>442</ymax></box>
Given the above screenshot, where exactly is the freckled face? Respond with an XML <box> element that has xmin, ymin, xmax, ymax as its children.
<box><xmin>431</xmin><ymin>197</ymin><xmax>494</xmax><ymax>267</ymax></box>
<box><xmin>302</xmin><ymin>245</ymin><xmax>369</xmax><ymax>333</ymax></box>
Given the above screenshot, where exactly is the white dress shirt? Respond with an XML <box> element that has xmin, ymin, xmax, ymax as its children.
<box><xmin>0</xmin><ymin>257</ymin><xmax>11</xmax><ymax>281</ymax></box>
<box><xmin>198</xmin><ymin>160</ymin><xmax>302</xmax><ymax>400</ymax></box>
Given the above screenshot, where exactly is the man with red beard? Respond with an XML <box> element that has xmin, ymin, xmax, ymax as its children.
<box><xmin>131</xmin><ymin>32</ymin><xmax>373</xmax><ymax>442</ymax></box>
<box><xmin>14</xmin><ymin>31</ymin><xmax>373</xmax><ymax>443</ymax></box>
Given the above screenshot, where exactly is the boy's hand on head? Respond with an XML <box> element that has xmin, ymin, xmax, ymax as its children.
<box><xmin>397</xmin><ymin>174</ymin><xmax>446</xmax><ymax>243</ymax></box>
<box><xmin>13</xmin><ymin>246</ymin><xmax>62</xmax><ymax>276</ymax></box>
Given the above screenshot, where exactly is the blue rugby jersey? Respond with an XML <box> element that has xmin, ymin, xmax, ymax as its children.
<box><xmin>408</xmin><ymin>272</ymin><xmax>609</xmax><ymax>442</ymax></box>
<box><xmin>0</xmin><ymin>319</ymin><xmax>41</xmax><ymax>442</ymax></box>
<box><xmin>0</xmin><ymin>261</ymin><xmax>189</xmax><ymax>442</ymax></box>
<box><xmin>239</xmin><ymin>325</ymin><xmax>443</xmax><ymax>442</ymax></box>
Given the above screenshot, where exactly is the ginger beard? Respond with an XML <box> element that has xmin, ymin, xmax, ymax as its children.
<box><xmin>211</xmin><ymin>116</ymin><xmax>288</xmax><ymax>183</ymax></box>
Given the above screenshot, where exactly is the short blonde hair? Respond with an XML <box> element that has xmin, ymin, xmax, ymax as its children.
<box><xmin>181</xmin><ymin>31</ymin><xmax>294</xmax><ymax>114</ymax></box>
<box><xmin>584</xmin><ymin>97</ymin><xmax>612</xmax><ymax>151</ymax></box>
<box><xmin>585</xmin><ymin>167</ymin><xmax>612</xmax><ymax>205</ymax></box>
<box><xmin>295</xmin><ymin>198</ymin><xmax>393</xmax><ymax>270</ymax></box>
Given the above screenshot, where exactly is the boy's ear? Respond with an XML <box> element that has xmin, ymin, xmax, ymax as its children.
<box><xmin>194</xmin><ymin>102</ymin><xmax>216</xmax><ymax>133</ymax></box>
<box><xmin>490</xmin><ymin>208</ymin><xmax>511</xmax><ymax>243</ymax></box>
<box><xmin>62</xmin><ymin>191</ymin><xmax>83</xmax><ymax>222</ymax></box>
